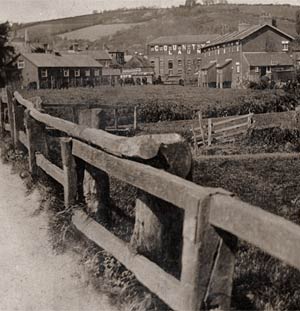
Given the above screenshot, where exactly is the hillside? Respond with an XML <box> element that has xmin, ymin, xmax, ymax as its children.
<box><xmin>14</xmin><ymin>4</ymin><xmax>298</xmax><ymax>53</ymax></box>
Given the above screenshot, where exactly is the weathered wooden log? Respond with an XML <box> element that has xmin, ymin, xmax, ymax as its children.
<box><xmin>6</xmin><ymin>89</ymin><xmax>15</xmax><ymax>147</ymax></box>
<box><xmin>15</xmin><ymin>90</ymin><xmax>185</xmax><ymax>161</ymax></box>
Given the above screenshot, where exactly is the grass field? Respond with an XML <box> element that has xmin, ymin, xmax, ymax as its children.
<box><xmin>58</xmin><ymin>22</ymin><xmax>145</xmax><ymax>41</ymax></box>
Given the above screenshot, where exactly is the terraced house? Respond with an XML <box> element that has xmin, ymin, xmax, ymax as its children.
<box><xmin>17</xmin><ymin>53</ymin><xmax>103</xmax><ymax>89</ymax></box>
<box><xmin>147</xmin><ymin>34</ymin><xmax>218</xmax><ymax>84</ymax></box>
<box><xmin>199</xmin><ymin>23</ymin><xmax>295</xmax><ymax>88</ymax></box>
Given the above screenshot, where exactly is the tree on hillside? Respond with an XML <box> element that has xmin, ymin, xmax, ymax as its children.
<box><xmin>0</xmin><ymin>22</ymin><xmax>16</xmax><ymax>87</ymax></box>
<box><xmin>185</xmin><ymin>0</ymin><xmax>197</xmax><ymax>7</ymax></box>
<box><xmin>296</xmin><ymin>10</ymin><xmax>300</xmax><ymax>36</ymax></box>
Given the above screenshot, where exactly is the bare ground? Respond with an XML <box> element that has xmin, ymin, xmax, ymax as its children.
<box><xmin>0</xmin><ymin>159</ymin><xmax>118</xmax><ymax>311</ymax></box>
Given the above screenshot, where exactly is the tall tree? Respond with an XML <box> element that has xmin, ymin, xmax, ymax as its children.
<box><xmin>296</xmin><ymin>10</ymin><xmax>300</xmax><ymax>36</ymax></box>
<box><xmin>0</xmin><ymin>22</ymin><xmax>15</xmax><ymax>87</ymax></box>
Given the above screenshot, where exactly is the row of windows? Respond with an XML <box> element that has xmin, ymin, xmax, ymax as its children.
<box><xmin>203</xmin><ymin>41</ymin><xmax>289</xmax><ymax>57</ymax></box>
<box><xmin>40</xmin><ymin>69</ymin><xmax>100</xmax><ymax>78</ymax></box>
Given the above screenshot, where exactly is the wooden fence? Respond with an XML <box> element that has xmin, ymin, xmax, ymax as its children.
<box><xmin>42</xmin><ymin>101</ymin><xmax>138</xmax><ymax>132</ymax></box>
<box><xmin>1</xmin><ymin>87</ymin><xmax>300</xmax><ymax>311</ymax></box>
<box><xmin>192</xmin><ymin>112</ymin><xmax>253</xmax><ymax>148</ymax></box>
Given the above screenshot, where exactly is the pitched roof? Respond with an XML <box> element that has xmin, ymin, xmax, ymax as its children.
<box><xmin>204</xmin><ymin>24</ymin><xmax>294</xmax><ymax>49</ymax></box>
<box><xmin>123</xmin><ymin>55</ymin><xmax>153</xmax><ymax>69</ymax></box>
<box><xmin>244</xmin><ymin>52</ymin><xmax>294</xmax><ymax>67</ymax></box>
<box><xmin>80</xmin><ymin>50</ymin><xmax>112</xmax><ymax>60</ymax></box>
<box><xmin>148</xmin><ymin>34</ymin><xmax>219</xmax><ymax>45</ymax></box>
<box><xmin>22</xmin><ymin>53</ymin><xmax>102</xmax><ymax>68</ymax></box>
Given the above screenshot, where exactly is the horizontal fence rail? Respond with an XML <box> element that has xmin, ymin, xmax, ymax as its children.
<box><xmin>1</xmin><ymin>87</ymin><xmax>300</xmax><ymax>311</ymax></box>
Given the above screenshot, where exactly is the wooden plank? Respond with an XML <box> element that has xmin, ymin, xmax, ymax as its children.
<box><xmin>14</xmin><ymin>91</ymin><xmax>185</xmax><ymax>161</ymax></box>
<box><xmin>213</xmin><ymin>113</ymin><xmax>253</xmax><ymax>127</ymax></box>
<box><xmin>72</xmin><ymin>209</ymin><xmax>185</xmax><ymax>311</ymax></box>
<box><xmin>36</xmin><ymin>153</ymin><xmax>64</xmax><ymax>185</ymax></box>
<box><xmin>214</xmin><ymin>121</ymin><xmax>248</xmax><ymax>134</ymax></box>
<box><xmin>18</xmin><ymin>130</ymin><xmax>28</xmax><ymax>149</ymax></box>
<box><xmin>72</xmin><ymin>139</ymin><xmax>227</xmax><ymax>211</ymax></box>
<box><xmin>213</xmin><ymin>129</ymin><xmax>247</xmax><ymax>140</ymax></box>
<box><xmin>210</xmin><ymin>194</ymin><xmax>300</xmax><ymax>271</ymax></box>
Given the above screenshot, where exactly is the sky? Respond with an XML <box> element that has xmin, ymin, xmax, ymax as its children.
<box><xmin>0</xmin><ymin>0</ymin><xmax>299</xmax><ymax>23</ymax></box>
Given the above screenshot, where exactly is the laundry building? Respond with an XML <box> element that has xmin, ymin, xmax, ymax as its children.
<box><xmin>147</xmin><ymin>34</ymin><xmax>218</xmax><ymax>83</ymax></box>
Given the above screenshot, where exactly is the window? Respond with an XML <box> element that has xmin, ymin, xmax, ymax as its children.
<box><xmin>63</xmin><ymin>69</ymin><xmax>69</xmax><ymax>77</ymax></box>
<box><xmin>197</xmin><ymin>58</ymin><xmax>201</xmax><ymax>66</ymax></box>
<box><xmin>178</xmin><ymin>69</ymin><xmax>183</xmax><ymax>74</ymax></box>
<box><xmin>168</xmin><ymin>60</ymin><xmax>173</xmax><ymax>69</ymax></box>
<box><xmin>223</xmin><ymin>47</ymin><xmax>226</xmax><ymax>54</ymax></box>
<box><xmin>266</xmin><ymin>67</ymin><xmax>271</xmax><ymax>74</ymax></box>
<box><xmin>255</xmin><ymin>67</ymin><xmax>260</xmax><ymax>73</ymax></box>
<box><xmin>282</xmin><ymin>41</ymin><xmax>289</xmax><ymax>51</ymax></box>
<box><xmin>94</xmin><ymin>69</ymin><xmax>100</xmax><ymax>76</ymax></box>
<box><xmin>41</xmin><ymin>69</ymin><xmax>47</xmax><ymax>78</ymax></box>
<box><xmin>237</xmin><ymin>45</ymin><xmax>240</xmax><ymax>52</ymax></box>
<box><xmin>178</xmin><ymin>59</ymin><xmax>182</xmax><ymax>66</ymax></box>
<box><xmin>236</xmin><ymin>62</ymin><xmax>240</xmax><ymax>73</ymax></box>
<box><xmin>85</xmin><ymin>69</ymin><xmax>90</xmax><ymax>77</ymax></box>
<box><xmin>75</xmin><ymin>69</ymin><xmax>80</xmax><ymax>77</ymax></box>
<box><xmin>17</xmin><ymin>60</ymin><xmax>25</xmax><ymax>69</ymax></box>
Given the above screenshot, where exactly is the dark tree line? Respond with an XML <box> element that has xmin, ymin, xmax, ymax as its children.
<box><xmin>0</xmin><ymin>22</ymin><xmax>16</xmax><ymax>87</ymax></box>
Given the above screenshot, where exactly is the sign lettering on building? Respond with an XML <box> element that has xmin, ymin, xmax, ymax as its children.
<box><xmin>151</xmin><ymin>43</ymin><xmax>203</xmax><ymax>55</ymax></box>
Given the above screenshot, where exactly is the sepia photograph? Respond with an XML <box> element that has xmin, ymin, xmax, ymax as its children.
<box><xmin>1</xmin><ymin>0</ymin><xmax>300</xmax><ymax>310</ymax></box>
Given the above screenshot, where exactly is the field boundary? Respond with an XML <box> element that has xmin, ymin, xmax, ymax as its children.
<box><xmin>192</xmin><ymin>112</ymin><xmax>253</xmax><ymax>147</ymax></box>
<box><xmin>1</xmin><ymin>87</ymin><xmax>300</xmax><ymax>311</ymax></box>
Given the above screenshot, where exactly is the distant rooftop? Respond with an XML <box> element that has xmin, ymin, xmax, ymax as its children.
<box><xmin>204</xmin><ymin>24</ymin><xmax>294</xmax><ymax>49</ymax></box>
<box><xmin>148</xmin><ymin>34</ymin><xmax>220</xmax><ymax>45</ymax></box>
<box><xmin>21</xmin><ymin>53</ymin><xmax>102</xmax><ymax>68</ymax></box>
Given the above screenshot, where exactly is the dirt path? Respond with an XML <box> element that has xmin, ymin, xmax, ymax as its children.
<box><xmin>0</xmin><ymin>160</ymin><xmax>118</xmax><ymax>311</ymax></box>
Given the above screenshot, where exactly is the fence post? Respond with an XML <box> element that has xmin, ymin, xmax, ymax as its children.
<box><xmin>191</xmin><ymin>124</ymin><xmax>198</xmax><ymax>152</ymax></box>
<box><xmin>180</xmin><ymin>197</ymin><xmax>220</xmax><ymax>310</ymax></box>
<box><xmin>114</xmin><ymin>108</ymin><xmax>118</xmax><ymax>129</ymax></box>
<box><xmin>6</xmin><ymin>90</ymin><xmax>15</xmax><ymax>147</ymax></box>
<box><xmin>130</xmin><ymin>140</ymin><xmax>192</xmax><ymax>268</ymax></box>
<box><xmin>134</xmin><ymin>106</ymin><xmax>137</xmax><ymax>130</ymax></box>
<box><xmin>0</xmin><ymin>98</ymin><xmax>4</xmax><ymax>138</ymax></box>
<box><xmin>204</xmin><ymin>229</ymin><xmax>237</xmax><ymax>310</ymax></box>
<box><xmin>24</xmin><ymin>110</ymin><xmax>48</xmax><ymax>176</ymax></box>
<box><xmin>198</xmin><ymin>111</ymin><xmax>206</xmax><ymax>146</ymax></box>
<box><xmin>61</xmin><ymin>138</ymin><xmax>78</xmax><ymax>208</ymax></box>
<box><xmin>208</xmin><ymin>118</ymin><xmax>212</xmax><ymax>146</ymax></box>
<box><xmin>247</xmin><ymin>113</ymin><xmax>252</xmax><ymax>128</ymax></box>
<box><xmin>77</xmin><ymin>108</ymin><xmax>110</xmax><ymax>223</ymax></box>
<box><xmin>11</xmin><ymin>98</ymin><xmax>25</xmax><ymax>149</ymax></box>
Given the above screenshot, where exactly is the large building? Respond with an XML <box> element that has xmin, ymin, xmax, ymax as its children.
<box><xmin>147</xmin><ymin>34</ymin><xmax>219</xmax><ymax>83</ymax></box>
<box><xmin>200</xmin><ymin>23</ymin><xmax>295</xmax><ymax>88</ymax></box>
<box><xmin>17</xmin><ymin>53</ymin><xmax>103</xmax><ymax>89</ymax></box>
